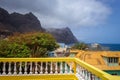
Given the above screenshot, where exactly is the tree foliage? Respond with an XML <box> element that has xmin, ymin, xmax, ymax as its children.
<box><xmin>71</xmin><ymin>42</ymin><xmax>88</xmax><ymax>50</ymax></box>
<box><xmin>0</xmin><ymin>32</ymin><xmax>59</xmax><ymax>58</ymax></box>
<box><xmin>0</xmin><ymin>40</ymin><xmax>30</xmax><ymax>58</ymax></box>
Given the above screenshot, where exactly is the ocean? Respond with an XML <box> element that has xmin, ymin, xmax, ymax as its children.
<box><xmin>100</xmin><ymin>44</ymin><xmax>120</xmax><ymax>51</ymax></box>
<box><xmin>67</xmin><ymin>43</ymin><xmax>120</xmax><ymax>51</ymax></box>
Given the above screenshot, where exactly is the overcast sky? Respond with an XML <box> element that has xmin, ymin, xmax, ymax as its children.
<box><xmin>0</xmin><ymin>0</ymin><xmax>120</xmax><ymax>43</ymax></box>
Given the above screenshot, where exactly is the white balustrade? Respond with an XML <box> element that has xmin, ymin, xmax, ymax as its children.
<box><xmin>0</xmin><ymin>61</ymin><xmax>73</xmax><ymax>75</ymax></box>
<box><xmin>0</xmin><ymin>59</ymin><xmax>103</xmax><ymax>80</ymax></box>
<box><xmin>76</xmin><ymin>64</ymin><xmax>102</xmax><ymax>80</ymax></box>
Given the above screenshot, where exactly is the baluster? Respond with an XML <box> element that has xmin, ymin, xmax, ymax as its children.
<box><xmin>65</xmin><ymin>62</ymin><xmax>68</xmax><ymax>74</ymax></box>
<box><xmin>30</xmin><ymin>62</ymin><xmax>32</xmax><ymax>74</ymax></box>
<box><xmin>84</xmin><ymin>69</ymin><xmax>86</xmax><ymax>79</ymax></box>
<box><xmin>76</xmin><ymin>65</ymin><xmax>80</xmax><ymax>80</ymax></box>
<box><xmin>94</xmin><ymin>75</ymin><xmax>98</xmax><ymax>80</ymax></box>
<box><xmin>82</xmin><ymin>68</ymin><xmax>85</xmax><ymax>79</ymax></box>
<box><xmin>2</xmin><ymin>62</ymin><xmax>6</xmax><ymax>75</ymax></box>
<box><xmin>84</xmin><ymin>70</ymin><xmax>86</xmax><ymax>80</ymax></box>
<box><xmin>85</xmin><ymin>70</ymin><xmax>88</xmax><ymax>80</ymax></box>
<box><xmin>55</xmin><ymin>62</ymin><xmax>58</xmax><ymax>74</ymax></box>
<box><xmin>81</xmin><ymin>68</ymin><xmax>83</xmax><ymax>78</ymax></box>
<box><xmin>24</xmin><ymin>62</ymin><xmax>27</xmax><ymax>74</ymax></box>
<box><xmin>14</xmin><ymin>62</ymin><xmax>17</xmax><ymax>75</ymax></box>
<box><xmin>98</xmin><ymin>77</ymin><xmax>101</xmax><ymax>80</ymax></box>
<box><xmin>40</xmin><ymin>62</ymin><xmax>43</xmax><ymax>74</ymax></box>
<box><xmin>92</xmin><ymin>74</ymin><xmax>95</xmax><ymax>80</ymax></box>
<box><xmin>76</xmin><ymin>65</ymin><xmax>79</xmax><ymax>74</ymax></box>
<box><xmin>95</xmin><ymin>76</ymin><xmax>98</xmax><ymax>80</ymax></box>
<box><xmin>45</xmin><ymin>62</ymin><xmax>48</xmax><ymax>74</ymax></box>
<box><xmin>50</xmin><ymin>62</ymin><xmax>53</xmax><ymax>74</ymax></box>
<box><xmin>88</xmin><ymin>72</ymin><xmax>91</xmax><ymax>80</ymax></box>
<box><xmin>95</xmin><ymin>76</ymin><xmax>101</xmax><ymax>80</ymax></box>
<box><xmin>19</xmin><ymin>62</ymin><xmax>22</xmax><ymax>74</ymax></box>
<box><xmin>79</xmin><ymin>67</ymin><xmax>82</xmax><ymax>76</ymax></box>
<box><xmin>60</xmin><ymin>62</ymin><xmax>63</xmax><ymax>74</ymax></box>
<box><xmin>35</xmin><ymin>62</ymin><xmax>38</xmax><ymax>74</ymax></box>
<box><xmin>8</xmin><ymin>62</ymin><xmax>11</xmax><ymax>75</ymax></box>
<box><xmin>69</xmin><ymin>62</ymin><xmax>72</xmax><ymax>73</ymax></box>
<box><xmin>79</xmin><ymin>67</ymin><xmax>83</xmax><ymax>80</ymax></box>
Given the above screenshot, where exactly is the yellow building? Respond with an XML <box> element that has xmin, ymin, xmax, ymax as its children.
<box><xmin>70</xmin><ymin>50</ymin><xmax>120</xmax><ymax>75</ymax></box>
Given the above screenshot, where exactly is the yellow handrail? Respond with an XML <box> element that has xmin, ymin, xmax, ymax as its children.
<box><xmin>0</xmin><ymin>57</ymin><xmax>74</xmax><ymax>62</ymax></box>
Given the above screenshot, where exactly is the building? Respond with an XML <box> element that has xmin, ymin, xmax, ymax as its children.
<box><xmin>70</xmin><ymin>50</ymin><xmax>120</xmax><ymax>75</ymax></box>
<box><xmin>54</xmin><ymin>43</ymin><xmax>70</xmax><ymax>57</ymax></box>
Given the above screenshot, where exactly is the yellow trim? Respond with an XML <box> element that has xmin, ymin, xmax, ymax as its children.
<box><xmin>0</xmin><ymin>57</ymin><xmax>74</xmax><ymax>62</ymax></box>
<box><xmin>0</xmin><ymin>74</ymin><xmax>78</xmax><ymax>80</ymax></box>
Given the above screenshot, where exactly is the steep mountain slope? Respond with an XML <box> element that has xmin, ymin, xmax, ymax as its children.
<box><xmin>46</xmin><ymin>27</ymin><xmax>78</xmax><ymax>44</ymax></box>
<box><xmin>0</xmin><ymin>7</ymin><xmax>78</xmax><ymax>44</ymax></box>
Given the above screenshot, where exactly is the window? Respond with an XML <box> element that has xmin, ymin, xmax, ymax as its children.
<box><xmin>111</xmin><ymin>73</ymin><xmax>117</xmax><ymax>75</ymax></box>
<box><xmin>108</xmin><ymin>57</ymin><xmax>118</xmax><ymax>63</ymax></box>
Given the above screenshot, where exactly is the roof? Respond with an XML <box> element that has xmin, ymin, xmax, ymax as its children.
<box><xmin>101</xmin><ymin>51</ymin><xmax>120</xmax><ymax>57</ymax></box>
<box><xmin>70</xmin><ymin>50</ymin><xmax>120</xmax><ymax>70</ymax></box>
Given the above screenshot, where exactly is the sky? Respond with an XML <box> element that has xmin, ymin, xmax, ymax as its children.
<box><xmin>0</xmin><ymin>0</ymin><xmax>120</xmax><ymax>44</ymax></box>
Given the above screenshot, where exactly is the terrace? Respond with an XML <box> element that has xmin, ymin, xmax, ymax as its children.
<box><xmin>0</xmin><ymin>58</ymin><xmax>120</xmax><ymax>80</ymax></box>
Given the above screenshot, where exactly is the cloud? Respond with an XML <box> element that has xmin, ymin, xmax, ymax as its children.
<box><xmin>0</xmin><ymin>0</ymin><xmax>111</xmax><ymax>28</ymax></box>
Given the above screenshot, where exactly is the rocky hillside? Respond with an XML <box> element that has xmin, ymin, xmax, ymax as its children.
<box><xmin>46</xmin><ymin>27</ymin><xmax>78</xmax><ymax>44</ymax></box>
<box><xmin>0</xmin><ymin>7</ymin><xmax>44</xmax><ymax>32</ymax></box>
<box><xmin>0</xmin><ymin>7</ymin><xmax>78</xmax><ymax>44</ymax></box>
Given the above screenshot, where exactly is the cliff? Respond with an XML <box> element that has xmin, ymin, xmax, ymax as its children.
<box><xmin>9</xmin><ymin>12</ymin><xmax>44</xmax><ymax>32</ymax></box>
<box><xmin>46</xmin><ymin>27</ymin><xmax>78</xmax><ymax>44</ymax></box>
<box><xmin>0</xmin><ymin>7</ymin><xmax>44</xmax><ymax>32</ymax></box>
<box><xmin>0</xmin><ymin>7</ymin><xmax>78</xmax><ymax>44</ymax></box>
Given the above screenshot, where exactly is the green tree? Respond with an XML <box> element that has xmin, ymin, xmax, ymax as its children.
<box><xmin>8</xmin><ymin>32</ymin><xmax>59</xmax><ymax>57</ymax></box>
<box><xmin>0</xmin><ymin>40</ymin><xmax>30</xmax><ymax>58</ymax></box>
<box><xmin>0</xmin><ymin>40</ymin><xmax>9</xmax><ymax>57</ymax></box>
<box><xmin>71</xmin><ymin>42</ymin><xmax>88</xmax><ymax>50</ymax></box>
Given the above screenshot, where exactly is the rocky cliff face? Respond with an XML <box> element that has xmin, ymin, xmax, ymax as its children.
<box><xmin>0</xmin><ymin>7</ymin><xmax>78</xmax><ymax>44</ymax></box>
<box><xmin>46</xmin><ymin>27</ymin><xmax>78</xmax><ymax>44</ymax></box>
<box><xmin>0</xmin><ymin>7</ymin><xmax>44</xmax><ymax>32</ymax></box>
<box><xmin>9</xmin><ymin>12</ymin><xmax>44</xmax><ymax>32</ymax></box>
<box><xmin>0</xmin><ymin>7</ymin><xmax>15</xmax><ymax>31</ymax></box>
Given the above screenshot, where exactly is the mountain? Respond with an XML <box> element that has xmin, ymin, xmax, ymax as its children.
<box><xmin>0</xmin><ymin>7</ymin><xmax>78</xmax><ymax>44</ymax></box>
<box><xmin>0</xmin><ymin>7</ymin><xmax>15</xmax><ymax>31</ymax></box>
<box><xmin>0</xmin><ymin>7</ymin><xmax>44</xmax><ymax>32</ymax></box>
<box><xmin>46</xmin><ymin>27</ymin><xmax>78</xmax><ymax>44</ymax></box>
<box><xmin>9</xmin><ymin>12</ymin><xmax>44</xmax><ymax>32</ymax></box>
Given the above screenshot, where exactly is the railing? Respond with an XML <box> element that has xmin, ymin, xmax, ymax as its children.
<box><xmin>0</xmin><ymin>58</ymin><xmax>120</xmax><ymax>80</ymax></box>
